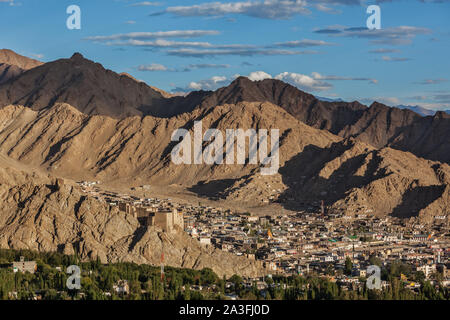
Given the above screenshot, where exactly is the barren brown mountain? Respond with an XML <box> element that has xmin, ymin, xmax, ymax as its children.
<box><xmin>277</xmin><ymin>138</ymin><xmax>450</xmax><ymax>222</ymax></box>
<box><xmin>0</xmin><ymin>53</ymin><xmax>207</xmax><ymax>118</ymax></box>
<box><xmin>0</xmin><ymin>102</ymin><xmax>338</xmax><ymax>184</ymax></box>
<box><xmin>0</xmin><ymin>49</ymin><xmax>42</xmax><ymax>70</ymax></box>
<box><xmin>1</xmin><ymin>51</ymin><xmax>448</xmax><ymax>164</ymax></box>
<box><xmin>196</xmin><ymin>77</ymin><xmax>450</xmax><ymax>164</ymax></box>
<box><xmin>0</xmin><ymin>53</ymin><xmax>165</xmax><ymax>118</ymax></box>
<box><xmin>0</xmin><ymin>101</ymin><xmax>448</xmax><ymax>221</ymax></box>
<box><xmin>194</xmin><ymin>136</ymin><xmax>450</xmax><ymax>222</ymax></box>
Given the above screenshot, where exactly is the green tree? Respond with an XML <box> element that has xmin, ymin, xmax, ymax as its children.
<box><xmin>344</xmin><ymin>257</ymin><xmax>353</xmax><ymax>276</ymax></box>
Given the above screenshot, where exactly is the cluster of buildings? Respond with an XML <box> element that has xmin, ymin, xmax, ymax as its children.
<box><xmin>117</xmin><ymin>202</ymin><xmax>184</xmax><ymax>233</ymax></box>
<box><xmin>185</xmin><ymin>207</ymin><xmax>450</xmax><ymax>288</ymax></box>
<box><xmin>77</xmin><ymin>181</ymin><xmax>450</xmax><ymax>291</ymax></box>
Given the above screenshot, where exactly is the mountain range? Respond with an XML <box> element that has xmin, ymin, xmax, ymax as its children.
<box><xmin>0</xmin><ymin>153</ymin><xmax>263</xmax><ymax>277</ymax></box>
<box><xmin>1</xmin><ymin>51</ymin><xmax>448</xmax><ymax>164</ymax></box>
<box><xmin>0</xmin><ymin>49</ymin><xmax>43</xmax><ymax>84</ymax></box>
<box><xmin>0</xmin><ymin>49</ymin><xmax>448</xmax><ymax>272</ymax></box>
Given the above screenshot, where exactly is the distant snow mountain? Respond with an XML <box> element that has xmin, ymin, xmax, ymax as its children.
<box><xmin>315</xmin><ymin>99</ymin><xmax>448</xmax><ymax>117</ymax></box>
<box><xmin>315</xmin><ymin>96</ymin><xmax>344</xmax><ymax>103</ymax></box>
<box><xmin>396</xmin><ymin>105</ymin><xmax>437</xmax><ymax>116</ymax></box>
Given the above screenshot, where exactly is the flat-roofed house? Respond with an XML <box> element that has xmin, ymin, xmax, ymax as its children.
<box><xmin>13</xmin><ymin>257</ymin><xmax>37</xmax><ymax>274</ymax></box>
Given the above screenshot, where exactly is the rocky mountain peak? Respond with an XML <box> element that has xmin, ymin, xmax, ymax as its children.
<box><xmin>70</xmin><ymin>52</ymin><xmax>84</xmax><ymax>60</ymax></box>
<box><xmin>0</xmin><ymin>48</ymin><xmax>43</xmax><ymax>69</ymax></box>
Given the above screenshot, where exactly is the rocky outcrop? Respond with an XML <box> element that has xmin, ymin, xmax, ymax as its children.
<box><xmin>276</xmin><ymin>138</ymin><xmax>450</xmax><ymax>221</ymax></box>
<box><xmin>0</xmin><ymin>102</ymin><xmax>338</xmax><ymax>185</ymax></box>
<box><xmin>0</xmin><ymin>163</ymin><xmax>264</xmax><ymax>277</ymax></box>
<box><xmin>0</xmin><ymin>49</ymin><xmax>42</xmax><ymax>70</ymax></box>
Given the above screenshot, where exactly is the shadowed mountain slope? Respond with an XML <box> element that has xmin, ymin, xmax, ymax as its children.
<box><xmin>195</xmin><ymin>77</ymin><xmax>450</xmax><ymax>164</ymax></box>
<box><xmin>0</xmin><ymin>102</ymin><xmax>338</xmax><ymax>185</ymax></box>
<box><xmin>0</xmin><ymin>102</ymin><xmax>447</xmax><ymax>221</ymax></box>
<box><xmin>0</xmin><ymin>53</ymin><xmax>205</xmax><ymax>118</ymax></box>
<box><xmin>211</xmin><ymin>137</ymin><xmax>450</xmax><ymax>222</ymax></box>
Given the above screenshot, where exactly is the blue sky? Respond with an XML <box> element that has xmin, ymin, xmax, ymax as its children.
<box><xmin>1</xmin><ymin>0</ymin><xmax>449</xmax><ymax>110</ymax></box>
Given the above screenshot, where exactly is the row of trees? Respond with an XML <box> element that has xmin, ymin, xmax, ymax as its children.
<box><xmin>0</xmin><ymin>249</ymin><xmax>448</xmax><ymax>300</ymax></box>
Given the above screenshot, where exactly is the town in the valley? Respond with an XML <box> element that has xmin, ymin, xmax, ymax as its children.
<box><xmin>69</xmin><ymin>180</ymin><xmax>450</xmax><ymax>294</ymax></box>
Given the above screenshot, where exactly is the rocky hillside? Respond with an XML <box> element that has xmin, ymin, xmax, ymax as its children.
<box><xmin>0</xmin><ymin>102</ymin><xmax>447</xmax><ymax>221</ymax></box>
<box><xmin>0</xmin><ymin>102</ymin><xmax>338</xmax><ymax>185</ymax></box>
<box><xmin>0</xmin><ymin>49</ymin><xmax>448</xmax><ymax>274</ymax></box>
<box><xmin>280</xmin><ymin>138</ymin><xmax>450</xmax><ymax>221</ymax></box>
<box><xmin>197</xmin><ymin>76</ymin><xmax>367</xmax><ymax>134</ymax></box>
<box><xmin>196</xmin><ymin>77</ymin><xmax>450</xmax><ymax>164</ymax></box>
<box><xmin>0</xmin><ymin>156</ymin><xmax>264</xmax><ymax>277</ymax></box>
<box><xmin>204</xmin><ymin>136</ymin><xmax>450</xmax><ymax>222</ymax></box>
<box><xmin>0</xmin><ymin>49</ymin><xmax>42</xmax><ymax>70</ymax></box>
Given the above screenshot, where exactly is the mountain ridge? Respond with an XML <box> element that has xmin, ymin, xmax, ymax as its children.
<box><xmin>0</xmin><ymin>50</ymin><xmax>448</xmax><ymax>164</ymax></box>
<box><xmin>0</xmin><ymin>102</ymin><xmax>448</xmax><ymax>222</ymax></box>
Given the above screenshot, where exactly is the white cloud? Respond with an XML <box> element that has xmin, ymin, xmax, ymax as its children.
<box><xmin>110</xmin><ymin>39</ymin><xmax>255</xmax><ymax>49</ymax></box>
<box><xmin>248</xmin><ymin>71</ymin><xmax>272</xmax><ymax>81</ymax></box>
<box><xmin>152</xmin><ymin>0</ymin><xmax>450</xmax><ymax>20</ymax></box>
<box><xmin>129</xmin><ymin>1</ymin><xmax>161</xmax><ymax>6</ymax></box>
<box><xmin>181</xmin><ymin>64</ymin><xmax>230</xmax><ymax>71</ymax></box>
<box><xmin>311</xmin><ymin>72</ymin><xmax>378</xmax><ymax>84</ymax></box>
<box><xmin>312</xmin><ymin>3</ymin><xmax>341</xmax><ymax>14</ymax></box>
<box><xmin>368</xmin><ymin>48</ymin><xmax>400</xmax><ymax>54</ymax></box>
<box><xmin>85</xmin><ymin>30</ymin><xmax>330</xmax><ymax>57</ymax></box>
<box><xmin>274</xmin><ymin>39</ymin><xmax>336</xmax><ymax>48</ymax></box>
<box><xmin>137</xmin><ymin>63</ymin><xmax>231</xmax><ymax>73</ymax></box>
<box><xmin>0</xmin><ymin>0</ymin><xmax>17</xmax><ymax>6</ymax></box>
<box><xmin>167</xmin><ymin>48</ymin><xmax>315</xmax><ymax>57</ymax></box>
<box><xmin>159</xmin><ymin>0</ymin><xmax>310</xmax><ymax>20</ymax></box>
<box><xmin>314</xmin><ymin>25</ymin><xmax>431</xmax><ymax>46</ymax></box>
<box><xmin>380</xmin><ymin>56</ymin><xmax>411</xmax><ymax>62</ymax></box>
<box><xmin>138</xmin><ymin>63</ymin><xmax>168</xmax><ymax>71</ymax></box>
<box><xmin>84</xmin><ymin>30</ymin><xmax>220</xmax><ymax>42</ymax></box>
<box><xmin>177</xmin><ymin>69</ymin><xmax>380</xmax><ymax>93</ymax></box>
<box><xmin>275</xmin><ymin>72</ymin><xmax>332</xmax><ymax>91</ymax></box>
<box><xmin>188</xmin><ymin>76</ymin><xmax>228</xmax><ymax>90</ymax></box>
